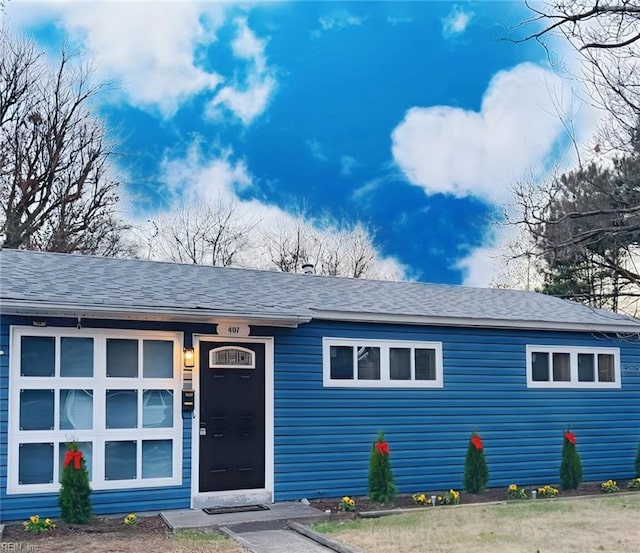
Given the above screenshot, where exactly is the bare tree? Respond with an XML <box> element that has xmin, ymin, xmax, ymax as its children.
<box><xmin>510</xmin><ymin>146</ymin><xmax>640</xmax><ymax>311</ymax></box>
<box><xmin>517</xmin><ymin>1</ymin><xmax>640</xmax><ymax>150</ymax></box>
<box><xmin>141</xmin><ymin>197</ymin><xmax>257</xmax><ymax>266</ymax></box>
<box><xmin>262</xmin><ymin>212</ymin><xmax>400</xmax><ymax>279</ymax></box>
<box><xmin>0</xmin><ymin>31</ymin><xmax>130</xmax><ymax>255</ymax></box>
<box><xmin>262</xmin><ymin>213</ymin><xmax>314</xmax><ymax>273</ymax></box>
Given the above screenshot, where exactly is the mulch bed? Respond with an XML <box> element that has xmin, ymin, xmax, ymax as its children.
<box><xmin>310</xmin><ymin>481</ymin><xmax>637</xmax><ymax>516</ymax></box>
<box><xmin>1</xmin><ymin>514</ymin><xmax>169</xmax><ymax>541</ymax></box>
<box><xmin>2</xmin><ymin>482</ymin><xmax>637</xmax><ymax>540</ymax></box>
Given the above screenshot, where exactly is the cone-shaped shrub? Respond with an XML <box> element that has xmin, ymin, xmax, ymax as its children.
<box><xmin>59</xmin><ymin>442</ymin><xmax>93</xmax><ymax>523</ymax></box>
<box><xmin>635</xmin><ymin>441</ymin><xmax>640</xmax><ymax>477</ymax></box>
<box><xmin>559</xmin><ymin>430</ymin><xmax>582</xmax><ymax>490</ymax></box>
<box><xmin>368</xmin><ymin>432</ymin><xmax>395</xmax><ymax>504</ymax></box>
<box><xmin>464</xmin><ymin>430</ymin><xmax>489</xmax><ymax>493</ymax></box>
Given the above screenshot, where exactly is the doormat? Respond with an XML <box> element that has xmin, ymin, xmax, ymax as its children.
<box><xmin>203</xmin><ymin>504</ymin><xmax>269</xmax><ymax>515</ymax></box>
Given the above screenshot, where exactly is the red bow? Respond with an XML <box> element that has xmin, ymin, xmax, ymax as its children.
<box><xmin>375</xmin><ymin>441</ymin><xmax>390</xmax><ymax>455</ymax></box>
<box><xmin>63</xmin><ymin>450</ymin><xmax>83</xmax><ymax>470</ymax></box>
<box><xmin>564</xmin><ymin>431</ymin><xmax>576</xmax><ymax>445</ymax></box>
<box><xmin>470</xmin><ymin>436</ymin><xmax>483</xmax><ymax>450</ymax></box>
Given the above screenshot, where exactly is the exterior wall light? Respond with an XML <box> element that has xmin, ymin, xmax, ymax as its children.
<box><xmin>183</xmin><ymin>347</ymin><xmax>195</xmax><ymax>368</ymax></box>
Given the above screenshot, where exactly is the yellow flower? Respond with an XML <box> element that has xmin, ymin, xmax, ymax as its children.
<box><xmin>509</xmin><ymin>484</ymin><xmax>517</xmax><ymax>491</ymax></box>
<box><xmin>30</xmin><ymin>515</ymin><xmax>39</xmax><ymax>523</ymax></box>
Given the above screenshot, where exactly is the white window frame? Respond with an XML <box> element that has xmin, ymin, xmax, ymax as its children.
<box><xmin>322</xmin><ymin>337</ymin><xmax>444</xmax><ymax>388</ymax></box>
<box><xmin>526</xmin><ymin>345</ymin><xmax>621</xmax><ymax>389</ymax></box>
<box><xmin>7</xmin><ymin>326</ymin><xmax>183</xmax><ymax>495</ymax></box>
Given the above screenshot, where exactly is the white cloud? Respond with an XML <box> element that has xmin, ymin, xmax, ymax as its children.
<box><xmin>209</xmin><ymin>75</ymin><xmax>276</xmax><ymax>125</ymax></box>
<box><xmin>456</xmin><ymin>244</ymin><xmax>500</xmax><ymax>288</ymax></box>
<box><xmin>318</xmin><ymin>10</ymin><xmax>364</xmax><ymax>31</ymax></box>
<box><xmin>160</xmin><ymin>143</ymin><xmax>251</xmax><ymax>204</ymax></box>
<box><xmin>340</xmin><ymin>155</ymin><xmax>359</xmax><ymax>176</ymax></box>
<box><xmin>208</xmin><ymin>17</ymin><xmax>277</xmax><ymax>125</ymax></box>
<box><xmin>456</xmin><ymin>224</ymin><xmax>544</xmax><ymax>289</ymax></box>
<box><xmin>442</xmin><ymin>6</ymin><xmax>474</xmax><ymax>38</ymax></box>
<box><xmin>147</xmin><ymin>141</ymin><xmax>406</xmax><ymax>279</ymax></box>
<box><xmin>31</xmin><ymin>2</ymin><xmax>226</xmax><ymax>117</ymax></box>
<box><xmin>7</xmin><ymin>4</ymin><xmax>276</xmax><ymax>123</ymax></box>
<box><xmin>306</xmin><ymin>139</ymin><xmax>328</xmax><ymax>162</ymax></box>
<box><xmin>391</xmin><ymin>62</ymin><xmax>576</xmax><ymax>204</ymax></box>
<box><xmin>387</xmin><ymin>16</ymin><xmax>413</xmax><ymax>26</ymax></box>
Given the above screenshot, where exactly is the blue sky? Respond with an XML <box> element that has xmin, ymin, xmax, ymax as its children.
<box><xmin>4</xmin><ymin>1</ymin><xmax>599</xmax><ymax>285</ymax></box>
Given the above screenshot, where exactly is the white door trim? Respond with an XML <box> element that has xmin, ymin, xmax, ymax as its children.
<box><xmin>190</xmin><ymin>334</ymin><xmax>274</xmax><ymax>508</ymax></box>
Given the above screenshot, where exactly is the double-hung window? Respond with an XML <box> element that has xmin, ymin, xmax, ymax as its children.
<box><xmin>8</xmin><ymin>326</ymin><xmax>183</xmax><ymax>494</ymax></box>
<box><xmin>526</xmin><ymin>345</ymin><xmax>621</xmax><ymax>388</ymax></box>
<box><xmin>323</xmin><ymin>338</ymin><xmax>443</xmax><ymax>388</ymax></box>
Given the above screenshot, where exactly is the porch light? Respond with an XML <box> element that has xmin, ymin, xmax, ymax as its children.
<box><xmin>183</xmin><ymin>347</ymin><xmax>195</xmax><ymax>368</ymax></box>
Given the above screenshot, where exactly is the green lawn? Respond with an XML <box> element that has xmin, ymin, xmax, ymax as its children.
<box><xmin>315</xmin><ymin>494</ymin><xmax>640</xmax><ymax>553</ymax></box>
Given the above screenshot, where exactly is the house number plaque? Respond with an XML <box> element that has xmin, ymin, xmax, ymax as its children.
<box><xmin>216</xmin><ymin>323</ymin><xmax>250</xmax><ymax>338</ymax></box>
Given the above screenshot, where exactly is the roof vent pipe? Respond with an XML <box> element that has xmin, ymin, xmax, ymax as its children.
<box><xmin>302</xmin><ymin>263</ymin><xmax>315</xmax><ymax>275</ymax></box>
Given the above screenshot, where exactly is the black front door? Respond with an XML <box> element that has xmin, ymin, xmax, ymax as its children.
<box><xmin>199</xmin><ymin>341</ymin><xmax>265</xmax><ymax>492</ymax></box>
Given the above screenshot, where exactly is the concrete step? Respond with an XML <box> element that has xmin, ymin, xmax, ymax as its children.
<box><xmin>161</xmin><ymin>501</ymin><xmax>329</xmax><ymax>533</ymax></box>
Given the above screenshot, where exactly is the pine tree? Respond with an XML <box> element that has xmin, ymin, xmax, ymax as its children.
<box><xmin>464</xmin><ymin>430</ymin><xmax>489</xmax><ymax>493</ymax></box>
<box><xmin>59</xmin><ymin>442</ymin><xmax>93</xmax><ymax>523</ymax></box>
<box><xmin>559</xmin><ymin>430</ymin><xmax>583</xmax><ymax>490</ymax></box>
<box><xmin>368</xmin><ymin>432</ymin><xmax>395</xmax><ymax>504</ymax></box>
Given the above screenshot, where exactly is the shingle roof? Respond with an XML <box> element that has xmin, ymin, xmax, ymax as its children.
<box><xmin>2</xmin><ymin>249</ymin><xmax>639</xmax><ymax>332</ymax></box>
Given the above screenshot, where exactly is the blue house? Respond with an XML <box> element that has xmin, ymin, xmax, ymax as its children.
<box><xmin>1</xmin><ymin>249</ymin><xmax>639</xmax><ymax>521</ymax></box>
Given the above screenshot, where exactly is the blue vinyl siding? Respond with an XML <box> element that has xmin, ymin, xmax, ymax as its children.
<box><xmin>2</xmin><ymin>314</ymin><xmax>639</xmax><ymax>520</ymax></box>
<box><xmin>269</xmin><ymin>321</ymin><xmax>640</xmax><ymax>501</ymax></box>
<box><xmin>0</xmin><ymin>316</ymin><xmax>191</xmax><ymax>522</ymax></box>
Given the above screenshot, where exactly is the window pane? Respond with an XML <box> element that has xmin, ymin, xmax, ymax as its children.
<box><xmin>61</xmin><ymin>337</ymin><xmax>93</xmax><ymax>377</ymax></box>
<box><xmin>143</xmin><ymin>390</ymin><xmax>173</xmax><ymax>428</ymax></box>
<box><xmin>21</xmin><ymin>336</ymin><xmax>55</xmax><ymax>377</ymax></box>
<box><xmin>598</xmin><ymin>354</ymin><xmax>615</xmax><ymax>382</ymax></box>
<box><xmin>578</xmin><ymin>354</ymin><xmax>595</xmax><ymax>382</ymax></box>
<box><xmin>60</xmin><ymin>390</ymin><xmax>93</xmax><ymax>430</ymax></box>
<box><xmin>390</xmin><ymin>348</ymin><xmax>411</xmax><ymax>380</ymax></box>
<box><xmin>552</xmin><ymin>353</ymin><xmax>570</xmax><ymax>381</ymax></box>
<box><xmin>415</xmin><ymin>349</ymin><xmax>436</xmax><ymax>380</ymax></box>
<box><xmin>106</xmin><ymin>390</ymin><xmax>138</xmax><ymax>428</ymax></box>
<box><xmin>142</xmin><ymin>440</ymin><xmax>172</xmax><ymax>478</ymax></box>
<box><xmin>20</xmin><ymin>389</ymin><xmax>54</xmax><ymax>430</ymax></box>
<box><xmin>59</xmin><ymin>442</ymin><xmax>93</xmax><ymax>481</ymax></box>
<box><xmin>330</xmin><ymin>346</ymin><xmax>353</xmax><ymax>379</ymax></box>
<box><xmin>105</xmin><ymin>441</ymin><xmax>136</xmax><ymax>480</ymax></box>
<box><xmin>143</xmin><ymin>340</ymin><xmax>174</xmax><ymax>378</ymax></box>
<box><xmin>531</xmin><ymin>352</ymin><xmax>549</xmax><ymax>381</ymax></box>
<box><xmin>107</xmin><ymin>339</ymin><xmax>138</xmax><ymax>378</ymax></box>
<box><xmin>19</xmin><ymin>443</ymin><xmax>53</xmax><ymax>484</ymax></box>
<box><xmin>357</xmin><ymin>346</ymin><xmax>380</xmax><ymax>380</ymax></box>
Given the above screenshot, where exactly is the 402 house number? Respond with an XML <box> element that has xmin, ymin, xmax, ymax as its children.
<box><xmin>216</xmin><ymin>323</ymin><xmax>250</xmax><ymax>337</ymax></box>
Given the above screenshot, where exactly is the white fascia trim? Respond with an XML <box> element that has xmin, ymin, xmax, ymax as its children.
<box><xmin>311</xmin><ymin>310</ymin><xmax>640</xmax><ymax>334</ymax></box>
<box><xmin>1</xmin><ymin>300</ymin><xmax>310</xmax><ymax>328</ymax></box>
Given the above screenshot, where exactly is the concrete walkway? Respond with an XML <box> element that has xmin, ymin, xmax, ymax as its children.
<box><xmin>224</xmin><ymin>528</ymin><xmax>338</xmax><ymax>553</ymax></box>
<box><xmin>161</xmin><ymin>502</ymin><xmax>361</xmax><ymax>553</ymax></box>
